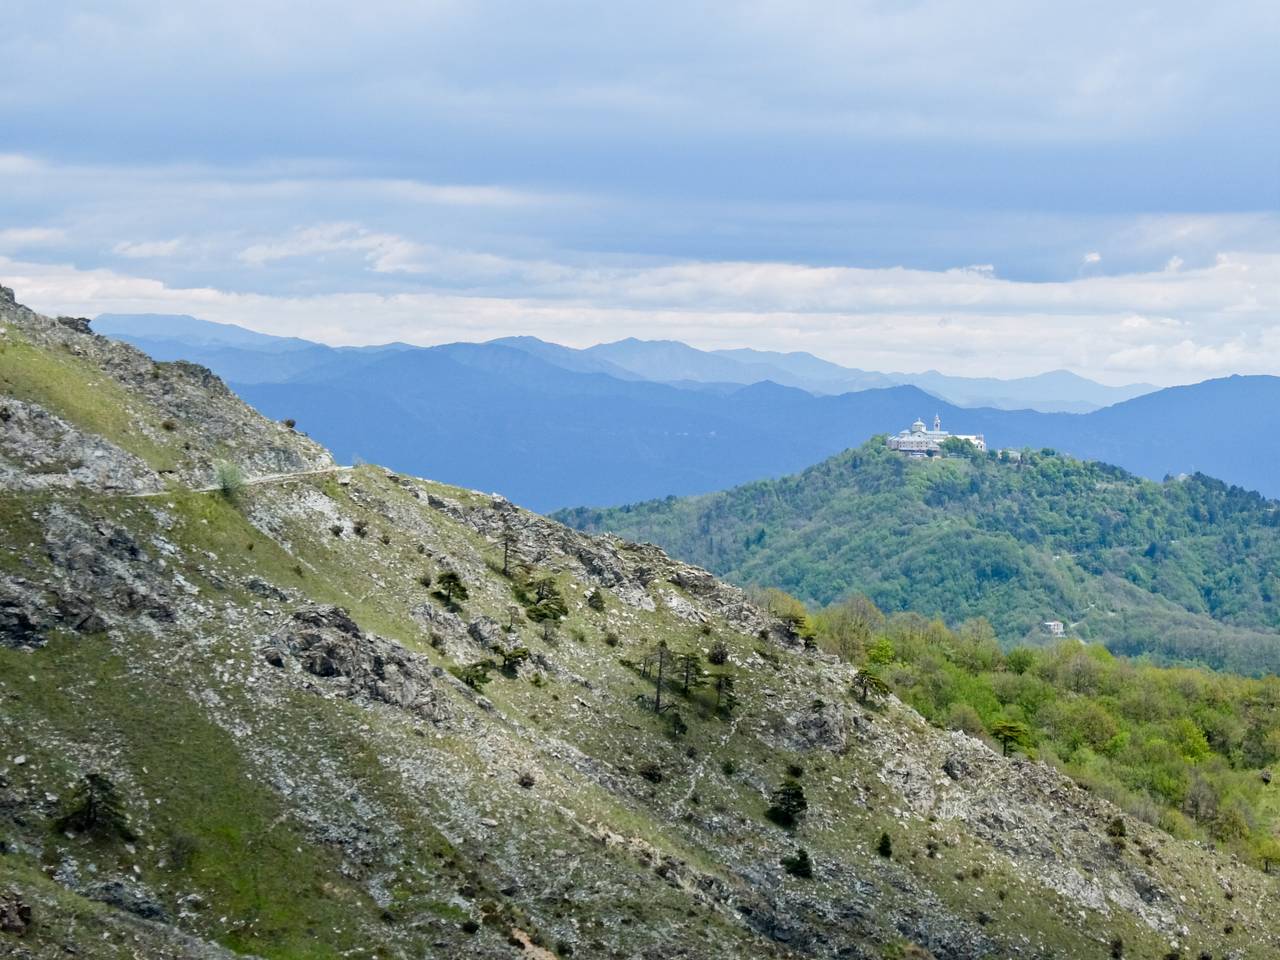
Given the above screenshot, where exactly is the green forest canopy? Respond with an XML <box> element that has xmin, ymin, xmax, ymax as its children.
<box><xmin>556</xmin><ymin>441</ymin><xmax>1280</xmax><ymax>674</ymax></box>
<box><xmin>800</xmin><ymin>593</ymin><xmax>1280</xmax><ymax>873</ymax></box>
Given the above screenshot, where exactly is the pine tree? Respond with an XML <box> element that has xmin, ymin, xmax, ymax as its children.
<box><xmin>765</xmin><ymin>778</ymin><xmax>808</xmax><ymax>828</ymax></box>
<box><xmin>676</xmin><ymin>650</ymin><xmax>706</xmax><ymax>696</ymax></box>
<box><xmin>55</xmin><ymin>773</ymin><xmax>135</xmax><ymax>841</ymax></box>
<box><xmin>851</xmin><ymin>668</ymin><xmax>890</xmax><ymax>704</ymax></box>
<box><xmin>991</xmin><ymin>718</ymin><xmax>1032</xmax><ymax>757</ymax></box>
<box><xmin>436</xmin><ymin>570</ymin><xmax>468</xmax><ymax>607</ymax></box>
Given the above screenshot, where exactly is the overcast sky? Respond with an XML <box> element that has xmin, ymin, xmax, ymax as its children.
<box><xmin>2</xmin><ymin>1</ymin><xmax>1278</xmax><ymax>384</ymax></box>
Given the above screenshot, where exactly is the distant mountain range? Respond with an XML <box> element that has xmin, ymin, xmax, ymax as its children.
<box><xmin>94</xmin><ymin>313</ymin><xmax>1280</xmax><ymax>511</ymax></box>
<box><xmin>99</xmin><ymin>313</ymin><xmax>1153</xmax><ymax>412</ymax></box>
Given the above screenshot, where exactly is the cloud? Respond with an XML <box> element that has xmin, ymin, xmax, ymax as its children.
<box><xmin>238</xmin><ymin>223</ymin><xmax>428</xmax><ymax>274</ymax></box>
<box><xmin>4</xmin><ymin>245</ymin><xmax>1277</xmax><ymax>386</ymax></box>
<box><xmin>1083</xmin><ymin>251</ymin><xmax>1101</xmax><ymax>264</ymax></box>
<box><xmin>113</xmin><ymin>238</ymin><xmax>183</xmax><ymax>258</ymax></box>
<box><xmin>0</xmin><ymin>227</ymin><xmax>66</xmax><ymax>250</ymax></box>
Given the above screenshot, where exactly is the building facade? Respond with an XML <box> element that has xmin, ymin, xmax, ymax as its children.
<box><xmin>886</xmin><ymin>414</ymin><xmax>987</xmax><ymax>456</ymax></box>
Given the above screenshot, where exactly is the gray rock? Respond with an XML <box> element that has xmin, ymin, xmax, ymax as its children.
<box><xmin>467</xmin><ymin>616</ymin><xmax>505</xmax><ymax>650</ymax></box>
<box><xmin>86</xmin><ymin>879</ymin><xmax>170</xmax><ymax>922</ymax></box>
<box><xmin>265</xmin><ymin>605</ymin><xmax>449</xmax><ymax>722</ymax></box>
<box><xmin>0</xmin><ymin>888</ymin><xmax>31</xmax><ymax>934</ymax></box>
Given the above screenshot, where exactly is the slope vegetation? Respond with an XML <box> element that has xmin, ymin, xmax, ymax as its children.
<box><xmin>557</xmin><ymin>442</ymin><xmax>1280</xmax><ymax>674</ymax></box>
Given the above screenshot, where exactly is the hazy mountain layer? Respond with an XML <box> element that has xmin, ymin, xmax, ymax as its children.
<box><xmin>92</xmin><ymin>315</ymin><xmax>1280</xmax><ymax>510</ymax></box>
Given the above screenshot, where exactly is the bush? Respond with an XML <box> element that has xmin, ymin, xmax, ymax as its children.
<box><xmin>586</xmin><ymin>588</ymin><xmax>606</xmax><ymax>611</ymax></box>
<box><xmin>877</xmin><ymin>832</ymin><xmax>893</xmax><ymax>858</ymax></box>
<box><xmin>213</xmin><ymin>460</ymin><xmax>245</xmax><ymax>502</ymax></box>
<box><xmin>456</xmin><ymin>661</ymin><xmax>494</xmax><ymax>690</ymax></box>
<box><xmin>638</xmin><ymin>761</ymin><xmax>664</xmax><ymax>783</ymax></box>
<box><xmin>517</xmin><ymin>771</ymin><xmax>536</xmax><ymax>789</ymax></box>
<box><xmin>781</xmin><ymin>847</ymin><xmax>813</xmax><ymax>878</ymax></box>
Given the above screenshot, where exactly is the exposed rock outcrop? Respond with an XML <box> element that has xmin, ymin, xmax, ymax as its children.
<box><xmin>264</xmin><ymin>605</ymin><xmax>449</xmax><ymax>722</ymax></box>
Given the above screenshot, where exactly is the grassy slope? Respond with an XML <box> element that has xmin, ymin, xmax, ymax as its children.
<box><xmin>4</xmin><ymin>321</ymin><xmax>1280</xmax><ymax>958</ymax></box>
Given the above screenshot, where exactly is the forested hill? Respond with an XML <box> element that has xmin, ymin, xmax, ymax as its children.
<box><xmin>556</xmin><ymin>442</ymin><xmax>1280</xmax><ymax>674</ymax></box>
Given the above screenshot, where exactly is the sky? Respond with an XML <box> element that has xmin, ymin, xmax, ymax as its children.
<box><xmin>2</xmin><ymin>1</ymin><xmax>1278</xmax><ymax>385</ymax></box>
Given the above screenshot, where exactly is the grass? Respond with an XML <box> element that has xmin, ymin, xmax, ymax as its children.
<box><xmin>0</xmin><ymin>327</ymin><xmax>180</xmax><ymax>471</ymax></box>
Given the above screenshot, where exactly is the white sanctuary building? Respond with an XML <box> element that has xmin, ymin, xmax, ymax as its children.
<box><xmin>887</xmin><ymin>415</ymin><xmax>987</xmax><ymax>456</ymax></box>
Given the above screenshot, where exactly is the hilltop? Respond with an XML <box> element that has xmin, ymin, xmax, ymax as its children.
<box><xmin>556</xmin><ymin>441</ymin><xmax>1280</xmax><ymax>675</ymax></box>
<box><xmin>4</xmin><ymin>286</ymin><xmax>1279</xmax><ymax>957</ymax></box>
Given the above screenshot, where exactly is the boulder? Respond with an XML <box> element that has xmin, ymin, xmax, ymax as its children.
<box><xmin>467</xmin><ymin>616</ymin><xmax>505</xmax><ymax>651</ymax></box>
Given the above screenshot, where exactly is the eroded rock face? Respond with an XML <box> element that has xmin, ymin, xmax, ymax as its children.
<box><xmin>265</xmin><ymin>605</ymin><xmax>449</xmax><ymax>722</ymax></box>
<box><xmin>41</xmin><ymin>504</ymin><xmax>175</xmax><ymax>626</ymax></box>
<box><xmin>0</xmin><ymin>399</ymin><xmax>163</xmax><ymax>494</ymax></box>
<box><xmin>0</xmin><ymin>888</ymin><xmax>32</xmax><ymax>935</ymax></box>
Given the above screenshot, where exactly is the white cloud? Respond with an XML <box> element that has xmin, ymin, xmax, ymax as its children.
<box><xmin>0</xmin><ymin>227</ymin><xmax>66</xmax><ymax>250</ymax></box>
<box><xmin>5</xmin><ymin>246</ymin><xmax>1278</xmax><ymax>386</ymax></box>
<box><xmin>1083</xmin><ymin>251</ymin><xmax>1101</xmax><ymax>264</ymax></box>
<box><xmin>113</xmin><ymin>238</ymin><xmax>183</xmax><ymax>258</ymax></box>
<box><xmin>238</xmin><ymin>223</ymin><xmax>427</xmax><ymax>274</ymax></box>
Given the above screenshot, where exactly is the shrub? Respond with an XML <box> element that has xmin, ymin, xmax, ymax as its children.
<box><xmin>456</xmin><ymin>661</ymin><xmax>494</xmax><ymax>690</ymax></box>
<box><xmin>604</xmin><ymin>631</ymin><xmax>620</xmax><ymax>647</ymax></box>
<box><xmin>166</xmin><ymin>831</ymin><xmax>199</xmax><ymax>870</ymax></box>
<box><xmin>213</xmin><ymin>460</ymin><xmax>245</xmax><ymax>502</ymax></box>
<box><xmin>517</xmin><ymin>771</ymin><xmax>536</xmax><ymax>789</ymax></box>
<box><xmin>586</xmin><ymin>588</ymin><xmax>606</xmax><ymax>612</ymax></box>
<box><xmin>721</xmin><ymin>759</ymin><xmax>737</xmax><ymax>776</ymax></box>
<box><xmin>781</xmin><ymin>847</ymin><xmax>813</xmax><ymax>878</ymax></box>
<box><xmin>786</xmin><ymin>763</ymin><xmax>805</xmax><ymax>779</ymax></box>
<box><xmin>160</xmin><ymin>418</ymin><xmax>177</xmax><ymax>432</ymax></box>
<box><xmin>638</xmin><ymin>761</ymin><xmax>664</xmax><ymax>783</ymax></box>
<box><xmin>708</xmin><ymin>639</ymin><xmax>729</xmax><ymax>666</ymax></box>
<box><xmin>353</xmin><ymin>519</ymin><xmax>369</xmax><ymax>538</ymax></box>
<box><xmin>877</xmin><ymin>832</ymin><xmax>893</xmax><ymax>858</ymax></box>
<box><xmin>500</xmin><ymin>647</ymin><xmax>531</xmax><ymax>673</ymax></box>
<box><xmin>283</xmin><ymin>418</ymin><xmax>297</xmax><ymax>429</ymax></box>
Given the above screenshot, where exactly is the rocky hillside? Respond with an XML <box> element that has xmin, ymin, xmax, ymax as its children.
<box><xmin>2</xmin><ymin>282</ymin><xmax>1278</xmax><ymax>959</ymax></box>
